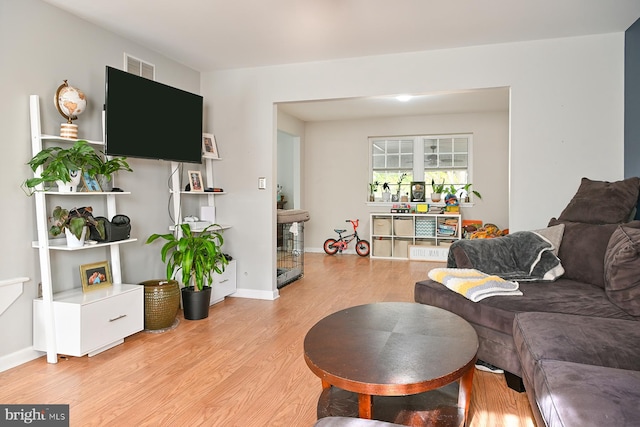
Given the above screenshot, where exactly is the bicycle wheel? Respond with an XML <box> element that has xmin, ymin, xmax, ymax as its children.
<box><xmin>355</xmin><ymin>240</ymin><xmax>370</xmax><ymax>257</ymax></box>
<box><xmin>323</xmin><ymin>238</ymin><xmax>339</xmax><ymax>255</ymax></box>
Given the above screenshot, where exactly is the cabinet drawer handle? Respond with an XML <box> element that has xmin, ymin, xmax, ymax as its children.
<box><xmin>219</xmin><ymin>279</ymin><xmax>228</xmax><ymax>284</ymax></box>
<box><xmin>109</xmin><ymin>314</ymin><xmax>127</xmax><ymax>322</ymax></box>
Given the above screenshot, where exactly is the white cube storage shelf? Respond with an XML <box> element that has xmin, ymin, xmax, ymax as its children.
<box><xmin>369</xmin><ymin>213</ymin><xmax>462</xmax><ymax>260</ymax></box>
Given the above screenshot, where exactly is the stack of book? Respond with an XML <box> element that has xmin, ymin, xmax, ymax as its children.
<box><xmin>437</xmin><ymin>218</ymin><xmax>459</xmax><ymax>236</ymax></box>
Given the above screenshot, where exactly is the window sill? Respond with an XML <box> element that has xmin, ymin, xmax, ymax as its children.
<box><xmin>366</xmin><ymin>201</ymin><xmax>476</xmax><ymax>208</ymax></box>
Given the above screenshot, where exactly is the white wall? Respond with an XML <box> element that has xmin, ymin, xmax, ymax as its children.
<box><xmin>202</xmin><ymin>33</ymin><xmax>625</xmax><ymax>296</ymax></box>
<box><xmin>301</xmin><ymin>111</ymin><xmax>509</xmax><ymax>251</ymax></box>
<box><xmin>0</xmin><ymin>0</ymin><xmax>200</xmax><ymax>369</ymax></box>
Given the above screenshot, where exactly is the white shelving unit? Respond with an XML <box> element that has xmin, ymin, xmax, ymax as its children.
<box><xmin>168</xmin><ymin>158</ymin><xmax>236</xmax><ymax>305</ymax></box>
<box><xmin>370</xmin><ymin>212</ymin><xmax>462</xmax><ymax>260</ymax></box>
<box><xmin>29</xmin><ymin>95</ymin><xmax>143</xmax><ymax>363</ymax></box>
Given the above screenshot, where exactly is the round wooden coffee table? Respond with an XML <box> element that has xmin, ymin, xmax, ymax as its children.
<box><xmin>304</xmin><ymin>302</ymin><xmax>478</xmax><ymax>427</ymax></box>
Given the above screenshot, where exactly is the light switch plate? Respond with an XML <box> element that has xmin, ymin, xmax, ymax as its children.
<box><xmin>258</xmin><ymin>177</ymin><xmax>266</xmax><ymax>189</ymax></box>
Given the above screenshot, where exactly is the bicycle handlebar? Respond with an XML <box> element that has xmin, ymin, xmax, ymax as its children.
<box><xmin>345</xmin><ymin>219</ymin><xmax>359</xmax><ymax>230</ymax></box>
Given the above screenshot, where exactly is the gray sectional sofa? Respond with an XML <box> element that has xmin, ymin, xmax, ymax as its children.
<box><xmin>414</xmin><ymin>177</ymin><xmax>640</xmax><ymax>426</ymax></box>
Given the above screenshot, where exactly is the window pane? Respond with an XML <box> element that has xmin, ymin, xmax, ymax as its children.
<box><xmin>454</xmin><ymin>138</ymin><xmax>468</xmax><ymax>152</ymax></box>
<box><xmin>440</xmin><ymin>138</ymin><xmax>453</xmax><ymax>153</ymax></box>
<box><xmin>453</xmin><ymin>153</ymin><xmax>467</xmax><ymax>167</ymax></box>
<box><xmin>387</xmin><ymin>154</ymin><xmax>399</xmax><ymax>168</ymax></box>
<box><xmin>373</xmin><ymin>155</ymin><xmax>385</xmax><ymax>168</ymax></box>
<box><xmin>387</xmin><ymin>140</ymin><xmax>399</xmax><ymax>154</ymax></box>
<box><xmin>440</xmin><ymin>154</ymin><xmax>452</xmax><ymax>167</ymax></box>
<box><xmin>372</xmin><ymin>141</ymin><xmax>385</xmax><ymax>154</ymax></box>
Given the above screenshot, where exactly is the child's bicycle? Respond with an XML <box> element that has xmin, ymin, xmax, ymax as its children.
<box><xmin>323</xmin><ymin>219</ymin><xmax>370</xmax><ymax>257</ymax></box>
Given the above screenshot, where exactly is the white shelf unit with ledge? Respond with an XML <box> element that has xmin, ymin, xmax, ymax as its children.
<box><xmin>168</xmin><ymin>159</ymin><xmax>236</xmax><ymax>304</ymax></box>
<box><xmin>29</xmin><ymin>95</ymin><xmax>143</xmax><ymax>364</ymax></box>
<box><xmin>369</xmin><ymin>212</ymin><xmax>462</xmax><ymax>260</ymax></box>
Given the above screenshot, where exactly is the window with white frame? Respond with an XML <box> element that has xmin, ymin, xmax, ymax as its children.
<box><xmin>369</xmin><ymin>134</ymin><xmax>473</xmax><ymax>202</ymax></box>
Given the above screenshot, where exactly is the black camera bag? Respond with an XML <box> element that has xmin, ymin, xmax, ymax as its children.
<box><xmin>89</xmin><ymin>215</ymin><xmax>131</xmax><ymax>242</ymax></box>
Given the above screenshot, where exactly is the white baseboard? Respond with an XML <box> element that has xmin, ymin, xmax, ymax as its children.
<box><xmin>230</xmin><ymin>288</ymin><xmax>279</xmax><ymax>300</ymax></box>
<box><xmin>0</xmin><ymin>347</ymin><xmax>44</xmax><ymax>373</ymax></box>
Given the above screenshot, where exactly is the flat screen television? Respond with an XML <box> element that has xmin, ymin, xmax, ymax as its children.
<box><xmin>104</xmin><ymin>66</ymin><xmax>203</xmax><ymax>163</ymax></box>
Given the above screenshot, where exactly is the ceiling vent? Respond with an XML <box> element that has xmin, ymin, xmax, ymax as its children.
<box><xmin>125</xmin><ymin>54</ymin><xmax>155</xmax><ymax>80</ymax></box>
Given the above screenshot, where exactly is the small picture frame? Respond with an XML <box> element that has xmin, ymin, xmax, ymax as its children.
<box><xmin>188</xmin><ymin>170</ymin><xmax>204</xmax><ymax>192</ymax></box>
<box><xmin>81</xmin><ymin>171</ymin><xmax>102</xmax><ymax>192</ymax></box>
<box><xmin>411</xmin><ymin>181</ymin><xmax>426</xmax><ymax>202</ymax></box>
<box><xmin>202</xmin><ymin>133</ymin><xmax>219</xmax><ymax>159</ymax></box>
<box><xmin>80</xmin><ymin>261</ymin><xmax>113</xmax><ymax>292</ymax></box>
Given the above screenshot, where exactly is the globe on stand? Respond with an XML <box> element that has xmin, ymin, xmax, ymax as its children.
<box><xmin>54</xmin><ymin>80</ymin><xmax>87</xmax><ymax>139</ymax></box>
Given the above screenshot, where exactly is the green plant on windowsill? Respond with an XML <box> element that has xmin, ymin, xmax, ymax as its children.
<box><xmin>461</xmin><ymin>183</ymin><xmax>482</xmax><ymax>201</ymax></box>
<box><xmin>431</xmin><ymin>179</ymin><xmax>445</xmax><ymax>194</ymax></box>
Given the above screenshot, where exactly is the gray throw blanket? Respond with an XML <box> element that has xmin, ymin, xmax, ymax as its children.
<box><xmin>447</xmin><ymin>231</ymin><xmax>565</xmax><ymax>282</ymax></box>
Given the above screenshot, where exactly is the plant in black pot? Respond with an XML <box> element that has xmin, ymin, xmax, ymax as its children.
<box><xmin>24</xmin><ymin>140</ymin><xmax>102</xmax><ymax>194</ymax></box>
<box><xmin>146</xmin><ymin>223</ymin><xmax>228</xmax><ymax>320</ymax></box>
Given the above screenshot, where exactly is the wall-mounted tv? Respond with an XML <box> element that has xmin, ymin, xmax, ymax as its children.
<box><xmin>105</xmin><ymin>66</ymin><xmax>203</xmax><ymax>164</ymax></box>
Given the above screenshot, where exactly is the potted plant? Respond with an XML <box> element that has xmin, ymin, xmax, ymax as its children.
<box><xmin>431</xmin><ymin>179</ymin><xmax>445</xmax><ymax>202</ymax></box>
<box><xmin>382</xmin><ymin>182</ymin><xmax>391</xmax><ymax>202</ymax></box>
<box><xmin>461</xmin><ymin>183</ymin><xmax>482</xmax><ymax>202</ymax></box>
<box><xmin>89</xmin><ymin>154</ymin><xmax>133</xmax><ymax>191</ymax></box>
<box><xmin>394</xmin><ymin>173</ymin><xmax>408</xmax><ymax>202</ymax></box>
<box><xmin>368</xmin><ymin>181</ymin><xmax>379</xmax><ymax>202</ymax></box>
<box><xmin>25</xmin><ymin>140</ymin><xmax>102</xmax><ymax>194</ymax></box>
<box><xmin>49</xmin><ymin>206</ymin><xmax>105</xmax><ymax>248</ymax></box>
<box><xmin>146</xmin><ymin>223</ymin><xmax>229</xmax><ymax>320</ymax></box>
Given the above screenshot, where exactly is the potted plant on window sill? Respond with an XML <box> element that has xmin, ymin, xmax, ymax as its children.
<box><xmin>146</xmin><ymin>223</ymin><xmax>229</xmax><ymax>320</ymax></box>
<box><xmin>24</xmin><ymin>140</ymin><xmax>101</xmax><ymax>194</ymax></box>
<box><xmin>431</xmin><ymin>179</ymin><xmax>445</xmax><ymax>202</ymax></box>
<box><xmin>49</xmin><ymin>206</ymin><xmax>105</xmax><ymax>248</ymax></box>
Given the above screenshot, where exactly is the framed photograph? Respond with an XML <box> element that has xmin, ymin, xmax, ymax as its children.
<box><xmin>80</xmin><ymin>261</ymin><xmax>113</xmax><ymax>292</ymax></box>
<box><xmin>202</xmin><ymin>133</ymin><xmax>219</xmax><ymax>159</ymax></box>
<box><xmin>411</xmin><ymin>181</ymin><xmax>426</xmax><ymax>202</ymax></box>
<box><xmin>188</xmin><ymin>170</ymin><xmax>204</xmax><ymax>192</ymax></box>
<box><xmin>81</xmin><ymin>171</ymin><xmax>102</xmax><ymax>192</ymax></box>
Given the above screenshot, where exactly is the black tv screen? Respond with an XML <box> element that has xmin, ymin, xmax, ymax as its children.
<box><xmin>105</xmin><ymin>66</ymin><xmax>203</xmax><ymax>163</ymax></box>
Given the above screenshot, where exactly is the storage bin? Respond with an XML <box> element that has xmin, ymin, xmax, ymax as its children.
<box><xmin>373</xmin><ymin>217</ymin><xmax>392</xmax><ymax>235</ymax></box>
<box><xmin>393</xmin><ymin>218</ymin><xmax>413</xmax><ymax>236</ymax></box>
<box><xmin>373</xmin><ymin>239</ymin><xmax>392</xmax><ymax>257</ymax></box>
<box><xmin>393</xmin><ymin>239</ymin><xmax>411</xmax><ymax>258</ymax></box>
<box><xmin>415</xmin><ymin>217</ymin><xmax>436</xmax><ymax>237</ymax></box>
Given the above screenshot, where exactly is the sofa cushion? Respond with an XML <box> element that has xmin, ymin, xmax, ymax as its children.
<box><xmin>557</xmin><ymin>177</ymin><xmax>640</xmax><ymax>224</ymax></box>
<box><xmin>532</xmin><ymin>223</ymin><xmax>564</xmax><ymax>256</ymax></box>
<box><xmin>414</xmin><ymin>278</ymin><xmax>634</xmax><ymax>339</ymax></box>
<box><xmin>604</xmin><ymin>225</ymin><xmax>640</xmax><ymax>317</ymax></box>
<box><xmin>513</xmin><ymin>312</ymin><xmax>640</xmax><ymax>392</ymax></box>
<box><xmin>532</xmin><ymin>360</ymin><xmax>640</xmax><ymax>427</ymax></box>
<box><xmin>548</xmin><ymin>219</ymin><xmax>628</xmax><ymax>288</ymax></box>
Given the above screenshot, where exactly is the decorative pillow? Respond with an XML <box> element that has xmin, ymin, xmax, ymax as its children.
<box><xmin>532</xmin><ymin>223</ymin><xmax>565</xmax><ymax>256</ymax></box>
<box><xmin>604</xmin><ymin>225</ymin><xmax>640</xmax><ymax>317</ymax></box>
<box><xmin>558</xmin><ymin>177</ymin><xmax>640</xmax><ymax>224</ymax></box>
<box><xmin>548</xmin><ymin>219</ymin><xmax>623</xmax><ymax>288</ymax></box>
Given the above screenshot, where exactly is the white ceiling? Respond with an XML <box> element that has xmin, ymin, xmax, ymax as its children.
<box><xmin>41</xmin><ymin>0</ymin><xmax>639</xmax><ymax>121</ymax></box>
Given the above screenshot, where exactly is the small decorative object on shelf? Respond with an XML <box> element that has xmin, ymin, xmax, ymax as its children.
<box><xmin>54</xmin><ymin>80</ymin><xmax>86</xmax><ymax>139</ymax></box>
<box><xmin>80</xmin><ymin>261</ymin><xmax>113</xmax><ymax>293</ymax></box>
<box><xmin>411</xmin><ymin>181</ymin><xmax>426</xmax><ymax>202</ymax></box>
<box><xmin>202</xmin><ymin>133</ymin><xmax>219</xmax><ymax>159</ymax></box>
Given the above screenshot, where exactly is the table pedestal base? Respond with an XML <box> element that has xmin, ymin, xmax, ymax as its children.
<box><xmin>317</xmin><ymin>384</ymin><xmax>466</xmax><ymax>427</ymax></box>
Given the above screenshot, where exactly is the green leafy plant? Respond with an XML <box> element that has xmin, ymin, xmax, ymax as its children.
<box><xmin>368</xmin><ymin>181</ymin><xmax>379</xmax><ymax>194</ymax></box>
<box><xmin>49</xmin><ymin>206</ymin><xmax>105</xmax><ymax>240</ymax></box>
<box><xmin>431</xmin><ymin>179</ymin><xmax>445</xmax><ymax>194</ymax></box>
<box><xmin>90</xmin><ymin>154</ymin><xmax>133</xmax><ymax>182</ymax></box>
<box><xmin>25</xmin><ymin>140</ymin><xmax>101</xmax><ymax>192</ymax></box>
<box><xmin>461</xmin><ymin>183</ymin><xmax>482</xmax><ymax>200</ymax></box>
<box><xmin>146</xmin><ymin>223</ymin><xmax>229</xmax><ymax>291</ymax></box>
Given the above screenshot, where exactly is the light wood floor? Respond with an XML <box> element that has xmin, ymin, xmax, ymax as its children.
<box><xmin>0</xmin><ymin>253</ymin><xmax>535</xmax><ymax>427</ymax></box>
